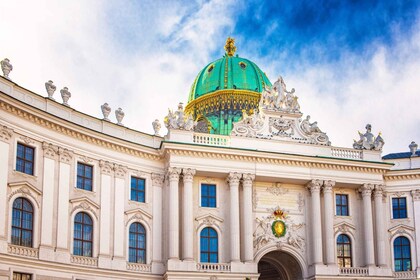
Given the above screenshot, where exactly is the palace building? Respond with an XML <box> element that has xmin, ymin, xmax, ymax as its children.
<box><xmin>0</xmin><ymin>38</ymin><xmax>419</xmax><ymax>280</ymax></box>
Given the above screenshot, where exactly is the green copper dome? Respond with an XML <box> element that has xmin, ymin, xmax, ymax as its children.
<box><xmin>185</xmin><ymin>37</ymin><xmax>272</xmax><ymax>135</ymax></box>
<box><xmin>188</xmin><ymin>55</ymin><xmax>272</xmax><ymax>102</ymax></box>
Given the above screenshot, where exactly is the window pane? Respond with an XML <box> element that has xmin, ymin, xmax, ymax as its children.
<box><xmin>209</xmin><ymin>197</ymin><xmax>216</xmax><ymax>207</ymax></box>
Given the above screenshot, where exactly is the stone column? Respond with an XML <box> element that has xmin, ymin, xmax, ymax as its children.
<box><xmin>307</xmin><ymin>179</ymin><xmax>323</xmax><ymax>265</ymax></box>
<box><xmin>55</xmin><ymin>148</ymin><xmax>72</xmax><ymax>260</ymax></box>
<box><xmin>39</xmin><ymin>142</ymin><xmax>58</xmax><ymax>260</ymax></box>
<box><xmin>323</xmin><ymin>180</ymin><xmax>335</xmax><ymax>266</ymax></box>
<box><xmin>227</xmin><ymin>172</ymin><xmax>241</xmax><ymax>262</ymax></box>
<box><xmin>411</xmin><ymin>190</ymin><xmax>420</xmax><ymax>272</ymax></box>
<box><xmin>98</xmin><ymin>161</ymin><xmax>113</xmax><ymax>260</ymax></box>
<box><xmin>152</xmin><ymin>173</ymin><xmax>165</xmax><ymax>266</ymax></box>
<box><xmin>0</xmin><ymin>126</ymin><xmax>13</xmax><ymax>253</ymax></box>
<box><xmin>167</xmin><ymin>167</ymin><xmax>181</xmax><ymax>260</ymax></box>
<box><xmin>359</xmin><ymin>183</ymin><xmax>375</xmax><ymax>267</ymax></box>
<box><xmin>242</xmin><ymin>173</ymin><xmax>255</xmax><ymax>262</ymax></box>
<box><xmin>374</xmin><ymin>184</ymin><xmax>386</xmax><ymax>267</ymax></box>
<box><xmin>182</xmin><ymin>168</ymin><xmax>195</xmax><ymax>261</ymax></box>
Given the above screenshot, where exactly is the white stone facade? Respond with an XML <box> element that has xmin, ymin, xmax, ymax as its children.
<box><xmin>0</xmin><ymin>75</ymin><xmax>420</xmax><ymax>280</ymax></box>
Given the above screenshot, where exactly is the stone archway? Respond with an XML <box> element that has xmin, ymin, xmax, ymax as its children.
<box><xmin>258</xmin><ymin>250</ymin><xmax>303</xmax><ymax>280</ymax></box>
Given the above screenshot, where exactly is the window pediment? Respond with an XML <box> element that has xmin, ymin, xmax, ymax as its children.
<box><xmin>8</xmin><ymin>181</ymin><xmax>41</xmax><ymax>207</ymax></box>
<box><xmin>125</xmin><ymin>208</ymin><xmax>152</xmax><ymax>226</ymax></box>
<box><xmin>334</xmin><ymin>221</ymin><xmax>355</xmax><ymax>235</ymax></box>
<box><xmin>70</xmin><ymin>197</ymin><xmax>99</xmax><ymax>219</ymax></box>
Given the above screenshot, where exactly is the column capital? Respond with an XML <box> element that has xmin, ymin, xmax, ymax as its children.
<box><xmin>227</xmin><ymin>172</ymin><xmax>241</xmax><ymax>186</ymax></box>
<box><xmin>323</xmin><ymin>180</ymin><xmax>335</xmax><ymax>193</ymax></box>
<box><xmin>307</xmin><ymin>179</ymin><xmax>323</xmax><ymax>194</ymax></box>
<box><xmin>242</xmin><ymin>173</ymin><xmax>255</xmax><ymax>187</ymax></box>
<box><xmin>58</xmin><ymin>147</ymin><xmax>73</xmax><ymax>164</ymax></box>
<box><xmin>42</xmin><ymin>142</ymin><xmax>59</xmax><ymax>160</ymax></box>
<box><xmin>411</xmin><ymin>189</ymin><xmax>420</xmax><ymax>201</ymax></box>
<box><xmin>374</xmin><ymin>184</ymin><xmax>385</xmax><ymax>197</ymax></box>
<box><xmin>113</xmin><ymin>164</ymin><xmax>127</xmax><ymax>179</ymax></box>
<box><xmin>0</xmin><ymin>125</ymin><xmax>13</xmax><ymax>143</ymax></box>
<box><xmin>359</xmin><ymin>183</ymin><xmax>374</xmax><ymax>197</ymax></box>
<box><xmin>166</xmin><ymin>167</ymin><xmax>181</xmax><ymax>181</ymax></box>
<box><xmin>99</xmin><ymin>160</ymin><xmax>113</xmax><ymax>175</ymax></box>
<box><xmin>182</xmin><ymin>168</ymin><xmax>196</xmax><ymax>183</ymax></box>
<box><xmin>151</xmin><ymin>173</ymin><xmax>165</xmax><ymax>187</ymax></box>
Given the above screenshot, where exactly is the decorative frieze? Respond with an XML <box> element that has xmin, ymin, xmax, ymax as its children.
<box><xmin>8</xmin><ymin>183</ymin><xmax>41</xmax><ymax>207</ymax></box>
<box><xmin>19</xmin><ymin>136</ymin><xmax>34</xmax><ymax>145</ymax></box>
<box><xmin>195</xmin><ymin>214</ymin><xmax>224</xmax><ymax>231</ymax></box>
<box><xmin>70</xmin><ymin>199</ymin><xmax>99</xmax><ymax>220</ymax></box>
<box><xmin>266</xmin><ymin>183</ymin><xmax>288</xmax><ymax>196</ymax></box>
<box><xmin>126</xmin><ymin>262</ymin><xmax>151</xmax><ymax>272</ymax></box>
<box><xmin>0</xmin><ymin>125</ymin><xmax>13</xmax><ymax>142</ymax></box>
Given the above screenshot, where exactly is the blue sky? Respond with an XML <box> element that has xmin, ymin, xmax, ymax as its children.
<box><xmin>1</xmin><ymin>0</ymin><xmax>420</xmax><ymax>153</ymax></box>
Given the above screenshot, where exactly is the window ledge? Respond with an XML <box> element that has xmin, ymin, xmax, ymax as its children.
<box><xmin>126</xmin><ymin>262</ymin><xmax>151</xmax><ymax>272</ymax></box>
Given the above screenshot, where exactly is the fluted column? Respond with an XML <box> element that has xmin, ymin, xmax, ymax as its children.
<box><xmin>323</xmin><ymin>180</ymin><xmax>335</xmax><ymax>265</ymax></box>
<box><xmin>182</xmin><ymin>168</ymin><xmax>195</xmax><ymax>261</ymax></box>
<box><xmin>242</xmin><ymin>173</ymin><xmax>255</xmax><ymax>262</ymax></box>
<box><xmin>152</xmin><ymin>173</ymin><xmax>165</xmax><ymax>264</ymax></box>
<box><xmin>307</xmin><ymin>179</ymin><xmax>323</xmax><ymax>265</ymax></box>
<box><xmin>374</xmin><ymin>184</ymin><xmax>386</xmax><ymax>267</ymax></box>
<box><xmin>359</xmin><ymin>184</ymin><xmax>375</xmax><ymax>267</ymax></box>
<box><xmin>167</xmin><ymin>167</ymin><xmax>181</xmax><ymax>259</ymax></box>
<box><xmin>227</xmin><ymin>172</ymin><xmax>241</xmax><ymax>262</ymax></box>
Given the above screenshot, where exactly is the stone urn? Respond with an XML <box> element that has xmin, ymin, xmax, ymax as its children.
<box><xmin>115</xmin><ymin>108</ymin><xmax>125</xmax><ymax>126</ymax></box>
<box><xmin>45</xmin><ymin>80</ymin><xmax>57</xmax><ymax>100</ymax></box>
<box><xmin>152</xmin><ymin>119</ymin><xmax>161</xmax><ymax>135</ymax></box>
<box><xmin>101</xmin><ymin>103</ymin><xmax>111</xmax><ymax>121</ymax></box>
<box><xmin>60</xmin><ymin>87</ymin><xmax>71</xmax><ymax>106</ymax></box>
<box><xmin>1</xmin><ymin>58</ymin><xmax>13</xmax><ymax>78</ymax></box>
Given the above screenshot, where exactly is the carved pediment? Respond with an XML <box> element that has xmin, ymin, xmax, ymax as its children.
<box><xmin>334</xmin><ymin>221</ymin><xmax>356</xmax><ymax>235</ymax></box>
<box><xmin>70</xmin><ymin>197</ymin><xmax>100</xmax><ymax>219</ymax></box>
<box><xmin>125</xmin><ymin>208</ymin><xmax>152</xmax><ymax>225</ymax></box>
<box><xmin>196</xmin><ymin>214</ymin><xmax>224</xmax><ymax>231</ymax></box>
<box><xmin>8</xmin><ymin>181</ymin><xmax>42</xmax><ymax>207</ymax></box>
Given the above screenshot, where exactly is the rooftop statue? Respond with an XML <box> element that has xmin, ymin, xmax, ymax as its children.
<box><xmin>164</xmin><ymin>102</ymin><xmax>196</xmax><ymax>131</ymax></box>
<box><xmin>60</xmin><ymin>87</ymin><xmax>71</xmax><ymax>106</ymax></box>
<box><xmin>152</xmin><ymin>119</ymin><xmax>161</xmax><ymax>136</ymax></box>
<box><xmin>353</xmin><ymin>124</ymin><xmax>384</xmax><ymax>151</ymax></box>
<box><xmin>101</xmin><ymin>103</ymin><xmax>111</xmax><ymax>121</ymax></box>
<box><xmin>45</xmin><ymin>80</ymin><xmax>56</xmax><ymax>100</ymax></box>
<box><xmin>115</xmin><ymin>108</ymin><xmax>125</xmax><ymax>126</ymax></box>
<box><xmin>261</xmin><ymin>76</ymin><xmax>300</xmax><ymax>113</ymax></box>
<box><xmin>224</xmin><ymin>37</ymin><xmax>236</xmax><ymax>57</ymax></box>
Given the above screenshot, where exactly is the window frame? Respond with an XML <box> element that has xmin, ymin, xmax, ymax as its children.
<box><xmin>337</xmin><ymin>234</ymin><xmax>352</xmax><ymax>268</ymax></box>
<box><xmin>12</xmin><ymin>272</ymin><xmax>32</xmax><ymax>280</ymax></box>
<box><xmin>200</xmin><ymin>183</ymin><xmax>217</xmax><ymax>208</ymax></box>
<box><xmin>73</xmin><ymin>212</ymin><xmax>93</xmax><ymax>257</ymax></box>
<box><xmin>11</xmin><ymin>197</ymin><xmax>34</xmax><ymax>247</ymax></box>
<box><xmin>76</xmin><ymin>162</ymin><xmax>94</xmax><ymax>191</ymax></box>
<box><xmin>200</xmin><ymin>227</ymin><xmax>219</xmax><ymax>263</ymax></box>
<box><xmin>15</xmin><ymin>142</ymin><xmax>35</xmax><ymax>176</ymax></box>
<box><xmin>392</xmin><ymin>197</ymin><xmax>408</xmax><ymax>219</ymax></box>
<box><xmin>335</xmin><ymin>193</ymin><xmax>349</xmax><ymax>216</ymax></box>
<box><xmin>128</xmin><ymin>222</ymin><xmax>146</xmax><ymax>264</ymax></box>
<box><xmin>393</xmin><ymin>236</ymin><xmax>412</xmax><ymax>272</ymax></box>
<box><xmin>130</xmin><ymin>176</ymin><xmax>146</xmax><ymax>203</ymax></box>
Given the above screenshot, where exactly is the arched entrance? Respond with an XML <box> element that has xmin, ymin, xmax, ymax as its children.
<box><xmin>258</xmin><ymin>250</ymin><xmax>303</xmax><ymax>280</ymax></box>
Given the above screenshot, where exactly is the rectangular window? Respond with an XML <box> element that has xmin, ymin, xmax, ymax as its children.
<box><xmin>201</xmin><ymin>184</ymin><xmax>216</xmax><ymax>208</ymax></box>
<box><xmin>77</xmin><ymin>163</ymin><xmax>93</xmax><ymax>191</ymax></box>
<box><xmin>13</xmin><ymin>272</ymin><xmax>32</xmax><ymax>280</ymax></box>
<box><xmin>392</xmin><ymin>197</ymin><xmax>407</xmax><ymax>219</ymax></box>
<box><xmin>336</xmin><ymin>194</ymin><xmax>349</xmax><ymax>216</ymax></box>
<box><xmin>131</xmin><ymin>177</ymin><xmax>145</xmax><ymax>202</ymax></box>
<box><xmin>16</xmin><ymin>143</ymin><xmax>35</xmax><ymax>175</ymax></box>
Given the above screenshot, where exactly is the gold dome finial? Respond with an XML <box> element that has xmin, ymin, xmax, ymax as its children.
<box><xmin>224</xmin><ymin>37</ymin><xmax>236</xmax><ymax>57</ymax></box>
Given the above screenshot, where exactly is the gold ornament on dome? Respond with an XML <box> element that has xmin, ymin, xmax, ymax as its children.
<box><xmin>224</xmin><ymin>37</ymin><xmax>236</xmax><ymax>57</ymax></box>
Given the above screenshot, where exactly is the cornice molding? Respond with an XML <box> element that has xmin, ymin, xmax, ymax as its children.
<box><xmin>384</xmin><ymin>170</ymin><xmax>420</xmax><ymax>181</ymax></box>
<box><xmin>0</xmin><ymin>99</ymin><xmax>160</xmax><ymax>161</ymax></box>
<box><xmin>165</xmin><ymin>147</ymin><xmax>389</xmax><ymax>174</ymax></box>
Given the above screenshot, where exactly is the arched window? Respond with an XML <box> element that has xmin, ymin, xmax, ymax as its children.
<box><xmin>337</xmin><ymin>234</ymin><xmax>352</xmax><ymax>267</ymax></box>
<box><xmin>128</xmin><ymin>222</ymin><xmax>146</xmax><ymax>263</ymax></box>
<box><xmin>200</xmin><ymin>227</ymin><xmax>218</xmax><ymax>263</ymax></box>
<box><xmin>73</xmin><ymin>212</ymin><xmax>93</xmax><ymax>257</ymax></box>
<box><xmin>394</xmin><ymin>236</ymin><xmax>411</xmax><ymax>271</ymax></box>
<box><xmin>11</xmin><ymin>197</ymin><xmax>34</xmax><ymax>247</ymax></box>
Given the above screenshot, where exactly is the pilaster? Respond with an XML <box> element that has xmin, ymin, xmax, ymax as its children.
<box><xmin>151</xmin><ymin>173</ymin><xmax>165</xmax><ymax>274</ymax></box>
<box><xmin>323</xmin><ymin>180</ymin><xmax>335</xmax><ymax>266</ymax></box>
<box><xmin>182</xmin><ymin>168</ymin><xmax>195</xmax><ymax>261</ymax></box>
<box><xmin>167</xmin><ymin>167</ymin><xmax>181</xmax><ymax>260</ymax></box>
<box><xmin>242</xmin><ymin>173</ymin><xmax>255</xmax><ymax>263</ymax></box>
<box><xmin>227</xmin><ymin>172</ymin><xmax>241</xmax><ymax>262</ymax></box>
<box><xmin>0</xmin><ymin>125</ymin><xmax>13</xmax><ymax>242</ymax></box>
